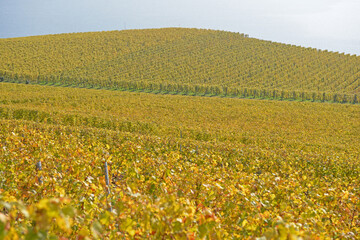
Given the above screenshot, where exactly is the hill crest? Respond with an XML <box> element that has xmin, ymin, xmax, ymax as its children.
<box><xmin>1</xmin><ymin>28</ymin><xmax>359</xmax><ymax>103</ymax></box>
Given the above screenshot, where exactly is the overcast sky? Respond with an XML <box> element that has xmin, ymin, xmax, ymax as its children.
<box><xmin>1</xmin><ymin>0</ymin><xmax>359</xmax><ymax>55</ymax></box>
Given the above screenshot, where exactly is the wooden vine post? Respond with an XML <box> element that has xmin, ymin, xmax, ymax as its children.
<box><xmin>36</xmin><ymin>161</ymin><xmax>43</xmax><ymax>184</ymax></box>
<box><xmin>104</xmin><ymin>161</ymin><xmax>112</xmax><ymax>212</ymax></box>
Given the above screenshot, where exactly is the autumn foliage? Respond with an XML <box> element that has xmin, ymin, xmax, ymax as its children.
<box><xmin>1</xmin><ymin>83</ymin><xmax>360</xmax><ymax>239</ymax></box>
<box><xmin>0</xmin><ymin>28</ymin><xmax>360</xmax><ymax>103</ymax></box>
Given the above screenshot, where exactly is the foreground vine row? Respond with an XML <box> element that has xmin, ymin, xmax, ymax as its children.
<box><xmin>1</xmin><ymin>83</ymin><xmax>360</xmax><ymax>239</ymax></box>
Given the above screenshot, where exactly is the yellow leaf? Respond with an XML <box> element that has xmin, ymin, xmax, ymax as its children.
<box><xmin>56</xmin><ymin>187</ymin><xmax>66</xmax><ymax>197</ymax></box>
<box><xmin>242</xmin><ymin>219</ymin><xmax>248</xmax><ymax>227</ymax></box>
<box><xmin>79</xmin><ymin>227</ymin><xmax>91</xmax><ymax>236</ymax></box>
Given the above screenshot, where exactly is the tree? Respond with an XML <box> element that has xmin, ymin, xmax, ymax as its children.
<box><xmin>333</xmin><ymin>93</ymin><xmax>338</xmax><ymax>103</ymax></box>
<box><xmin>353</xmin><ymin>94</ymin><xmax>358</xmax><ymax>104</ymax></box>
<box><xmin>342</xmin><ymin>94</ymin><xmax>347</xmax><ymax>103</ymax></box>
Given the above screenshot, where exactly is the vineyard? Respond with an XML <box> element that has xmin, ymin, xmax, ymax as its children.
<box><xmin>1</xmin><ymin>28</ymin><xmax>360</xmax><ymax>103</ymax></box>
<box><xmin>1</xmin><ymin>82</ymin><xmax>360</xmax><ymax>239</ymax></box>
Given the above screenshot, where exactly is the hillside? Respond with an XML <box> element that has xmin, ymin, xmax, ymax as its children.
<box><xmin>1</xmin><ymin>28</ymin><xmax>360</xmax><ymax>103</ymax></box>
<box><xmin>1</xmin><ymin>82</ymin><xmax>360</xmax><ymax>238</ymax></box>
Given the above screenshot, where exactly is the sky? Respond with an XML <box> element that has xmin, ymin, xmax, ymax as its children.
<box><xmin>1</xmin><ymin>0</ymin><xmax>359</xmax><ymax>55</ymax></box>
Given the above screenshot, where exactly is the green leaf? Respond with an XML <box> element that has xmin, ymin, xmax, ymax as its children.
<box><xmin>91</xmin><ymin>220</ymin><xmax>103</xmax><ymax>238</ymax></box>
<box><xmin>198</xmin><ymin>223</ymin><xmax>209</xmax><ymax>239</ymax></box>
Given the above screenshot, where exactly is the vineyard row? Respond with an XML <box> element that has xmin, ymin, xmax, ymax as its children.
<box><xmin>1</xmin><ymin>75</ymin><xmax>358</xmax><ymax>104</ymax></box>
